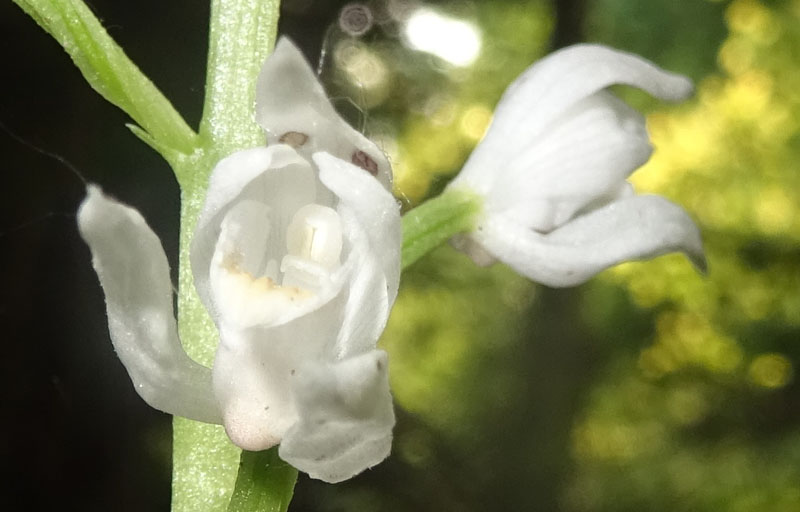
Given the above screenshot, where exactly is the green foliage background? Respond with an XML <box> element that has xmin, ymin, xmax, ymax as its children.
<box><xmin>298</xmin><ymin>0</ymin><xmax>800</xmax><ymax>510</ymax></box>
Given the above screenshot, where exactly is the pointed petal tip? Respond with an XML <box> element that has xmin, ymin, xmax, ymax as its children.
<box><xmin>84</xmin><ymin>182</ymin><xmax>102</xmax><ymax>198</ymax></box>
<box><xmin>687</xmin><ymin>246</ymin><xmax>708</xmax><ymax>276</ymax></box>
<box><xmin>695</xmin><ymin>256</ymin><xmax>709</xmax><ymax>275</ymax></box>
<box><xmin>665</xmin><ymin>73</ymin><xmax>694</xmax><ymax>102</ymax></box>
<box><xmin>78</xmin><ymin>183</ymin><xmax>104</xmax><ymax>213</ymax></box>
<box><xmin>77</xmin><ymin>184</ymin><xmax>122</xmax><ymax>239</ymax></box>
<box><xmin>675</xmin><ymin>210</ymin><xmax>707</xmax><ymax>274</ymax></box>
<box><xmin>272</xmin><ymin>35</ymin><xmax>303</xmax><ymax>60</ymax></box>
<box><xmin>565</xmin><ymin>43</ymin><xmax>695</xmax><ymax>102</ymax></box>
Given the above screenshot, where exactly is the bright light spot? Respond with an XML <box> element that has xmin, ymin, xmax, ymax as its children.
<box><xmin>646</xmin><ymin>311</ymin><xmax>744</xmax><ymax>375</ymax></box>
<box><xmin>335</xmin><ymin>42</ymin><xmax>388</xmax><ymax>91</ymax></box>
<box><xmin>460</xmin><ymin>104</ymin><xmax>492</xmax><ymax>141</ymax></box>
<box><xmin>333</xmin><ymin>41</ymin><xmax>390</xmax><ymax>107</ymax></box>
<box><xmin>748</xmin><ymin>353</ymin><xmax>793</xmax><ymax>389</ymax></box>
<box><xmin>718</xmin><ymin>38</ymin><xmax>756</xmax><ymax>76</ymax></box>
<box><xmin>420</xmin><ymin>95</ymin><xmax>458</xmax><ymax>125</ymax></box>
<box><xmin>726</xmin><ymin>0</ymin><xmax>778</xmax><ymax>43</ymax></box>
<box><xmin>404</xmin><ymin>9</ymin><xmax>481</xmax><ymax>66</ymax></box>
<box><xmin>726</xmin><ymin>70</ymin><xmax>773</xmax><ymax>118</ymax></box>
<box><xmin>755</xmin><ymin>186</ymin><xmax>794</xmax><ymax>234</ymax></box>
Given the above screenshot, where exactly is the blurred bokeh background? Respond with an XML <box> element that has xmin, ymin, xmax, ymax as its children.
<box><xmin>2</xmin><ymin>0</ymin><xmax>799</xmax><ymax>510</ymax></box>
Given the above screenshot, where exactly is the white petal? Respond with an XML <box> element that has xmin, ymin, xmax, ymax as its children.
<box><xmin>77</xmin><ymin>186</ymin><xmax>220</xmax><ymax>423</ymax></box>
<box><xmin>255</xmin><ymin>38</ymin><xmax>393</xmax><ymax>190</ymax></box>
<box><xmin>208</xmin><ymin>199</ymin><xmax>343</xmax><ymax>329</ymax></box>
<box><xmin>457</xmin><ymin>44</ymin><xmax>692</xmax><ymax>189</ymax></box>
<box><xmin>314</xmin><ymin>152</ymin><xmax>402</xmax><ymax>358</ymax></box>
<box><xmin>279</xmin><ymin>350</ymin><xmax>394</xmax><ymax>483</ymax></box>
<box><xmin>475</xmin><ymin>195</ymin><xmax>706</xmax><ymax>287</ymax></box>
<box><xmin>191</xmin><ymin>146</ymin><xmax>315</xmax><ymax>320</ymax></box>
<box><xmin>487</xmin><ymin>91</ymin><xmax>653</xmax><ymax>231</ymax></box>
<box><xmin>213</xmin><ymin>290</ymin><xmax>347</xmax><ymax>451</ymax></box>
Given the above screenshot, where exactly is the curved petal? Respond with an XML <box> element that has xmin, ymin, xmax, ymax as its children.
<box><xmin>458</xmin><ymin>44</ymin><xmax>692</xmax><ymax>189</ymax></box>
<box><xmin>255</xmin><ymin>38</ymin><xmax>393</xmax><ymax>190</ymax></box>
<box><xmin>475</xmin><ymin>195</ymin><xmax>706</xmax><ymax>287</ymax></box>
<box><xmin>191</xmin><ymin>145</ymin><xmax>315</xmax><ymax>319</ymax></box>
<box><xmin>487</xmin><ymin>91</ymin><xmax>653</xmax><ymax>231</ymax></box>
<box><xmin>77</xmin><ymin>186</ymin><xmax>220</xmax><ymax>423</ymax></box>
<box><xmin>279</xmin><ymin>350</ymin><xmax>394</xmax><ymax>483</ymax></box>
<box><xmin>314</xmin><ymin>152</ymin><xmax>402</xmax><ymax>358</ymax></box>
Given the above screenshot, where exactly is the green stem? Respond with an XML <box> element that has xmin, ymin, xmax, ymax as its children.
<box><xmin>172</xmin><ymin>171</ymin><xmax>241</xmax><ymax>512</ymax></box>
<box><xmin>227</xmin><ymin>450</ymin><xmax>298</xmax><ymax>512</ymax></box>
<box><xmin>199</xmin><ymin>0</ymin><xmax>280</xmax><ymax>159</ymax></box>
<box><xmin>171</xmin><ymin>0</ymin><xmax>281</xmax><ymax>510</ymax></box>
<box><xmin>402</xmin><ymin>187</ymin><xmax>484</xmax><ymax>269</ymax></box>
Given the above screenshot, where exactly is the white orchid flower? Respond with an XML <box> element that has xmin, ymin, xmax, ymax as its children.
<box><xmin>77</xmin><ymin>38</ymin><xmax>401</xmax><ymax>483</ymax></box>
<box><xmin>448</xmin><ymin>45</ymin><xmax>706</xmax><ymax>286</ymax></box>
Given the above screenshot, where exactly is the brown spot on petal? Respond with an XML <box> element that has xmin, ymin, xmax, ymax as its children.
<box><xmin>279</xmin><ymin>131</ymin><xmax>309</xmax><ymax>148</ymax></box>
<box><xmin>352</xmin><ymin>150</ymin><xmax>379</xmax><ymax>176</ymax></box>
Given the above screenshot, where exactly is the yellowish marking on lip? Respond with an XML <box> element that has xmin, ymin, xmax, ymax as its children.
<box><xmin>222</xmin><ymin>257</ymin><xmax>312</xmax><ymax>301</ymax></box>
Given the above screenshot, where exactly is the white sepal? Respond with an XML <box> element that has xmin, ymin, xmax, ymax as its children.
<box><xmin>255</xmin><ymin>38</ymin><xmax>393</xmax><ymax>190</ymax></box>
<box><xmin>485</xmin><ymin>91</ymin><xmax>652</xmax><ymax>232</ymax></box>
<box><xmin>458</xmin><ymin>44</ymin><xmax>692</xmax><ymax>189</ymax></box>
<box><xmin>474</xmin><ymin>195</ymin><xmax>706</xmax><ymax>287</ymax></box>
<box><xmin>77</xmin><ymin>186</ymin><xmax>220</xmax><ymax>423</ymax></box>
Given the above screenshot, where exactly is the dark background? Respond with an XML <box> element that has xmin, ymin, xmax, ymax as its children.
<box><xmin>3</xmin><ymin>0</ymin><xmax>800</xmax><ymax>511</ymax></box>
